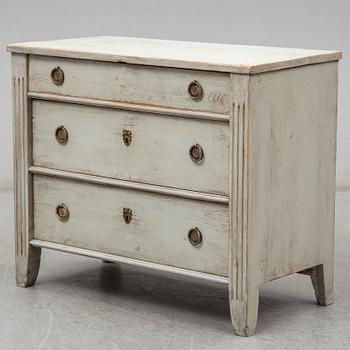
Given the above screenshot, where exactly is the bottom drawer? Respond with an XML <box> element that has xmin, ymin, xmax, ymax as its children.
<box><xmin>33</xmin><ymin>175</ymin><xmax>229</xmax><ymax>276</ymax></box>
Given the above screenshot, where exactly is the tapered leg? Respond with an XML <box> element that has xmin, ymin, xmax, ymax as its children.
<box><xmin>299</xmin><ymin>262</ymin><xmax>333</xmax><ymax>306</ymax></box>
<box><xmin>16</xmin><ymin>247</ymin><xmax>41</xmax><ymax>287</ymax></box>
<box><xmin>309</xmin><ymin>263</ymin><xmax>334</xmax><ymax>306</ymax></box>
<box><xmin>229</xmin><ymin>285</ymin><xmax>260</xmax><ymax>336</ymax></box>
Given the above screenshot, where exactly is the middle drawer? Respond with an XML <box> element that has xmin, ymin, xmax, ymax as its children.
<box><xmin>32</xmin><ymin>100</ymin><xmax>230</xmax><ymax>195</ymax></box>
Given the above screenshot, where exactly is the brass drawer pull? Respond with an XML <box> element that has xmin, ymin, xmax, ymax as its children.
<box><xmin>51</xmin><ymin>66</ymin><xmax>64</xmax><ymax>85</ymax></box>
<box><xmin>123</xmin><ymin>129</ymin><xmax>132</xmax><ymax>146</ymax></box>
<box><xmin>123</xmin><ymin>208</ymin><xmax>132</xmax><ymax>224</ymax></box>
<box><xmin>56</xmin><ymin>203</ymin><xmax>69</xmax><ymax>221</ymax></box>
<box><xmin>188</xmin><ymin>227</ymin><xmax>202</xmax><ymax>246</ymax></box>
<box><xmin>189</xmin><ymin>144</ymin><xmax>204</xmax><ymax>163</ymax></box>
<box><xmin>55</xmin><ymin>125</ymin><xmax>68</xmax><ymax>144</ymax></box>
<box><xmin>188</xmin><ymin>80</ymin><xmax>203</xmax><ymax>100</ymax></box>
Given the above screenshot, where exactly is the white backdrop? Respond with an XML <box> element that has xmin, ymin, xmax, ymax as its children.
<box><xmin>1</xmin><ymin>0</ymin><xmax>349</xmax><ymax>188</ymax></box>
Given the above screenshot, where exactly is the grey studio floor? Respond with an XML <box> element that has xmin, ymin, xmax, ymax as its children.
<box><xmin>0</xmin><ymin>190</ymin><xmax>349</xmax><ymax>350</ymax></box>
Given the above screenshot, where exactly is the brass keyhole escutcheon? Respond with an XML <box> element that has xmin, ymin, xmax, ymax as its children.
<box><xmin>56</xmin><ymin>203</ymin><xmax>69</xmax><ymax>221</ymax></box>
<box><xmin>55</xmin><ymin>125</ymin><xmax>68</xmax><ymax>144</ymax></box>
<box><xmin>188</xmin><ymin>227</ymin><xmax>202</xmax><ymax>247</ymax></box>
<box><xmin>189</xmin><ymin>144</ymin><xmax>204</xmax><ymax>163</ymax></box>
<box><xmin>123</xmin><ymin>208</ymin><xmax>132</xmax><ymax>224</ymax></box>
<box><xmin>123</xmin><ymin>130</ymin><xmax>132</xmax><ymax>146</ymax></box>
<box><xmin>51</xmin><ymin>66</ymin><xmax>64</xmax><ymax>86</ymax></box>
<box><xmin>187</xmin><ymin>80</ymin><xmax>203</xmax><ymax>100</ymax></box>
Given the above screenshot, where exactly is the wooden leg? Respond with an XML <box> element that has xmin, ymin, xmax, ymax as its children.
<box><xmin>16</xmin><ymin>246</ymin><xmax>41</xmax><ymax>287</ymax></box>
<box><xmin>229</xmin><ymin>285</ymin><xmax>260</xmax><ymax>336</ymax></box>
<box><xmin>310</xmin><ymin>263</ymin><xmax>333</xmax><ymax>306</ymax></box>
<box><xmin>299</xmin><ymin>263</ymin><xmax>333</xmax><ymax>306</ymax></box>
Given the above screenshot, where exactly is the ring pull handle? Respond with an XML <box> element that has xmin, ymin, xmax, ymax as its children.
<box><xmin>51</xmin><ymin>66</ymin><xmax>64</xmax><ymax>86</ymax></box>
<box><xmin>188</xmin><ymin>80</ymin><xmax>203</xmax><ymax>100</ymax></box>
<box><xmin>56</xmin><ymin>203</ymin><xmax>69</xmax><ymax>221</ymax></box>
<box><xmin>189</xmin><ymin>144</ymin><xmax>204</xmax><ymax>163</ymax></box>
<box><xmin>55</xmin><ymin>125</ymin><xmax>68</xmax><ymax>144</ymax></box>
<box><xmin>188</xmin><ymin>227</ymin><xmax>202</xmax><ymax>246</ymax></box>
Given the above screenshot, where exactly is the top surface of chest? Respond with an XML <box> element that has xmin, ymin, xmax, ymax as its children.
<box><xmin>8</xmin><ymin>36</ymin><xmax>342</xmax><ymax>74</ymax></box>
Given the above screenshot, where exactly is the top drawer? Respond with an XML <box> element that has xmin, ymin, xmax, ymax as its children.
<box><xmin>29</xmin><ymin>56</ymin><xmax>230</xmax><ymax>114</ymax></box>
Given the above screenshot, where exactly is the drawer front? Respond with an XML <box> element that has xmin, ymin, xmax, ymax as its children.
<box><xmin>33</xmin><ymin>101</ymin><xmax>230</xmax><ymax>195</ymax></box>
<box><xmin>29</xmin><ymin>56</ymin><xmax>230</xmax><ymax>114</ymax></box>
<box><xmin>33</xmin><ymin>175</ymin><xmax>229</xmax><ymax>276</ymax></box>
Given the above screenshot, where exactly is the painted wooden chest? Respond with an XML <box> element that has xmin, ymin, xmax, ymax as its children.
<box><xmin>8</xmin><ymin>37</ymin><xmax>342</xmax><ymax>336</ymax></box>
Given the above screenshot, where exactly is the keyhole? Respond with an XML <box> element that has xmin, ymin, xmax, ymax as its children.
<box><xmin>123</xmin><ymin>208</ymin><xmax>132</xmax><ymax>224</ymax></box>
<box><xmin>123</xmin><ymin>130</ymin><xmax>132</xmax><ymax>146</ymax></box>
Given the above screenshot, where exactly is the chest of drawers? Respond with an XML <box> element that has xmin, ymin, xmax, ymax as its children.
<box><xmin>8</xmin><ymin>37</ymin><xmax>342</xmax><ymax>336</ymax></box>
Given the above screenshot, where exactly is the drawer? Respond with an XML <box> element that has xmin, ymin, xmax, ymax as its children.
<box><xmin>33</xmin><ymin>175</ymin><xmax>229</xmax><ymax>276</ymax></box>
<box><xmin>33</xmin><ymin>100</ymin><xmax>230</xmax><ymax>195</ymax></box>
<box><xmin>29</xmin><ymin>56</ymin><xmax>230</xmax><ymax>114</ymax></box>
